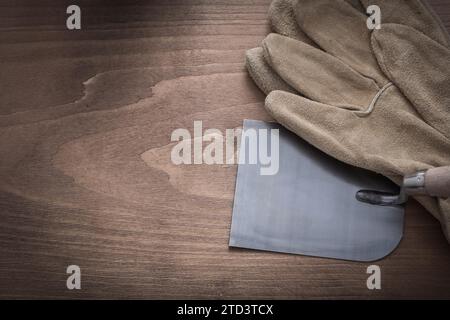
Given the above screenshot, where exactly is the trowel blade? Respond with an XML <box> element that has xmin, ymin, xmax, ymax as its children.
<box><xmin>229</xmin><ymin>120</ymin><xmax>404</xmax><ymax>262</ymax></box>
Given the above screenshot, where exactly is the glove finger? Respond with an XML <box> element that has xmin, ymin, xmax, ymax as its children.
<box><xmin>268</xmin><ymin>0</ymin><xmax>316</xmax><ymax>45</ymax></box>
<box><xmin>265</xmin><ymin>90</ymin><xmax>361</xmax><ymax>168</ymax></box>
<box><xmin>269</xmin><ymin>0</ymin><xmax>365</xmax><ymax>45</ymax></box>
<box><xmin>294</xmin><ymin>0</ymin><xmax>386</xmax><ymax>86</ymax></box>
<box><xmin>344</xmin><ymin>0</ymin><xmax>365</xmax><ymax>12</ymax></box>
<box><xmin>360</xmin><ymin>0</ymin><xmax>450</xmax><ymax>47</ymax></box>
<box><xmin>269</xmin><ymin>0</ymin><xmax>364</xmax><ymax>41</ymax></box>
<box><xmin>262</xmin><ymin>33</ymin><xmax>379</xmax><ymax>110</ymax></box>
<box><xmin>245</xmin><ymin>47</ymin><xmax>297</xmax><ymax>95</ymax></box>
<box><xmin>372</xmin><ymin>23</ymin><xmax>450</xmax><ymax>139</ymax></box>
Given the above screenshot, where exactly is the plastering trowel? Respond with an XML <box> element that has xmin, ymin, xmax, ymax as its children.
<box><xmin>229</xmin><ymin>120</ymin><xmax>450</xmax><ymax>262</ymax></box>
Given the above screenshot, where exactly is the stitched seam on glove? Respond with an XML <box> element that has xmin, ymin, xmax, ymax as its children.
<box><xmin>354</xmin><ymin>82</ymin><xmax>393</xmax><ymax>117</ymax></box>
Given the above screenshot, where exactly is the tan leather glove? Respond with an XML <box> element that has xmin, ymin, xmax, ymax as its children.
<box><xmin>245</xmin><ymin>0</ymin><xmax>450</xmax><ymax>241</ymax></box>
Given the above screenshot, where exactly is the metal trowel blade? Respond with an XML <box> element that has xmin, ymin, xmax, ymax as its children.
<box><xmin>229</xmin><ymin>120</ymin><xmax>404</xmax><ymax>262</ymax></box>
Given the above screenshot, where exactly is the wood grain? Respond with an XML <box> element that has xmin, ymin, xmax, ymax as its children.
<box><xmin>0</xmin><ymin>0</ymin><xmax>449</xmax><ymax>299</ymax></box>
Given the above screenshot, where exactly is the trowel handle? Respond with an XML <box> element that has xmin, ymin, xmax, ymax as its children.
<box><xmin>424</xmin><ymin>166</ymin><xmax>450</xmax><ymax>198</ymax></box>
<box><xmin>404</xmin><ymin>166</ymin><xmax>450</xmax><ymax>198</ymax></box>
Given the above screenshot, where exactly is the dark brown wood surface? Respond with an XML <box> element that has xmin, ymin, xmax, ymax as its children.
<box><xmin>0</xmin><ymin>0</ymin><xmax>449</xmax><ymax>299</ymax></box>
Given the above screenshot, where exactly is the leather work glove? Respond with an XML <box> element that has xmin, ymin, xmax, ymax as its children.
<box><xmin>245</xmin><ymin>0</ymin><xmax>450</xmax><ymax>241</ymax></box>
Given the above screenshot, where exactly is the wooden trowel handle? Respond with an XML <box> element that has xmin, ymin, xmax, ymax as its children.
<box><xmin>425</xmin><ymin>166</ymin><xmax>450</xmax><ymax>198</ymax></box>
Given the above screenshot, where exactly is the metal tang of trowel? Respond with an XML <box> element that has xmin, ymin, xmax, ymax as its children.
<box><xmin>229</xmin><ymin>120</ymin><xmax>450</xmax><ymax>262</ymax></box>
<box><xmin>356</xmin><ymin>167</ymin><xmax>450</xmax><ymax>206</ymax></box>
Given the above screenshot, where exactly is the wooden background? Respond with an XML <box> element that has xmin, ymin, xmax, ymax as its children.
<box><xmin>0</xmin><ymin>0</ymin><xmax>449</xmax><ymax>299</ymax></box>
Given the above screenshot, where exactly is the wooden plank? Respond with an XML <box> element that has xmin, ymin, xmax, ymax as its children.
<box><xmin>0</xmin><ymin>0</ymin><xmax>449</xmax><ymax>299</ymax></box>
